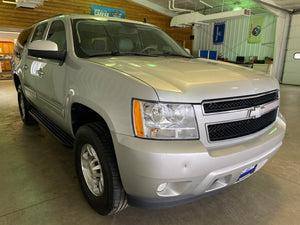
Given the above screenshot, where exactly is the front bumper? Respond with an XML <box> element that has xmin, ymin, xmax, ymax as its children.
<box><xmin>112</xmin><ymin>114</ymin><xmax>286</xmax><ymax>208</ymax></box>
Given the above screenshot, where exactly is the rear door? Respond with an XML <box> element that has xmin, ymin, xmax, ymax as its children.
<box><xmin>282</xmin><ymin>14</ymin><xmax>300</xmax><ymax>85</ymax></box>
<box><xmin>34</xmin><ymin>19</ymin><xmax>67</xmax><ymax>124</ymax></box>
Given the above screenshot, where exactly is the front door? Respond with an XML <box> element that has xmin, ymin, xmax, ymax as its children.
<box><xmin>34</xmin><ymin>20</ymin><xmax>67</xmax><ymax>124</ymax></box>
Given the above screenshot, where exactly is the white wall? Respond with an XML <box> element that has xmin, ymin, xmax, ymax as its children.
<box><xmin>0</xmin><ymin>27</ymin><xmax>21</xmax><ymax>40</ymax></box>
<box><xmin>193</xmin><ymin>14</ymin><xmax>277</xmax><ymax>63</ymax></box>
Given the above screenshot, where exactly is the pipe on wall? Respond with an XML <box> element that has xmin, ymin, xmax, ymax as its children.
<box><xmin>254</xmin><ymin>0</ymin><xmax>292</xmax><ymax>81</ymax></box>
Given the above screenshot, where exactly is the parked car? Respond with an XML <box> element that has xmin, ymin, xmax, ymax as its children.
<box><xmin>12</xmin><ymin>14</ymin><xmax>286</xmax><ymax>215</ymax></box>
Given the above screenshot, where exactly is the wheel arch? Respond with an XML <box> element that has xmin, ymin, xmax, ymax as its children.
<box><xmin>71</xmin><ymin>102</ymin><xmax>111</xmax><ymax>137</ymax></box>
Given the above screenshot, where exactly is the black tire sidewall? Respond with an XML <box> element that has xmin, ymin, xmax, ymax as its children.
<box><xmin>17</xmin><ymin>85</ymin><xmax>37</xmax><ymax>125</ymax></box>
<box><xmin>75</xmin><ymin>125</ymin><xmax>115</xmax><ymax>215</ymax></box>
<box><xmin>17</xmin><ymin>85</ymin><xmax>28</xmax><ymax>123</ymax></box>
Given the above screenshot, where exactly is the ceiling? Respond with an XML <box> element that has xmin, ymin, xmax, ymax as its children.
<box><xmin>148</xmin><ymin>0</ymin><xmax>268</xmax><ymax>15</ymax></box>
<box><xmin>270</xmin><ymin>0</ymin><xmax>300</xmax><ymax>10</ymax></box>
<box><xmin>129</xmin><ymin>0</ymin><xmax>300</xmax><ymax>17</ymax></box>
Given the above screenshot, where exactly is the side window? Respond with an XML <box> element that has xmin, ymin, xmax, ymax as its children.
<box><xmin>46</xmin><ymin>20</ymin><xmax>66</xmax><ymax>51</ymax></box>
<box><xmin>31</xmin><ymin>23</ymin><xmax>47</xmax><ymax>42</ymax></box>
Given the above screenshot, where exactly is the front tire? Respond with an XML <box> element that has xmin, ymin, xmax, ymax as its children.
<box><xmin>74</xmin><ymin>122</ymin><xmax>127</xmax><ymax>215</ymax></box>
<box><xmin>17</xmin><ymin>85</ymin><xmax>37</xmax><ymax>125</ymax></box>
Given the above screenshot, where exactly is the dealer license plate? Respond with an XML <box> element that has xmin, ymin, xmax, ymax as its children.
<box><xmin>237</xmin><ymin>164</ymin><xmax>257</xmax><ymax>181</ymax></box>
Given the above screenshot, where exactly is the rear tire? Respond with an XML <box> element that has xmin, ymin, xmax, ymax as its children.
<box><xmin>74</xmin><ymin>122</ymin><xmax>127</xmax><ymax>215</ymax></box>
<box><xmin>17</xmin><ymin>85</ymin><xmax>37</xmax><ymax>125</ymax></box>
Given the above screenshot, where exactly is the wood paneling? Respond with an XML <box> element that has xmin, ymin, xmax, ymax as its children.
<box><xmin>0</xmin><ymin>41</ymin><xmax>14</xmax><ymax>71</ymax></box>
<box><xmin>0</xmin><ymin>0</ymin><xmax>192</xmax><ymax>50</ymax></box>
<box><xmin>0</xmin><ymin>42</ymin><xmax>14</xmax><ymax>54</ymax></box>
<box><xmin>167</xmin><ymin>27</ymin><xmax>193</xmax><ymax>50</ymax></box>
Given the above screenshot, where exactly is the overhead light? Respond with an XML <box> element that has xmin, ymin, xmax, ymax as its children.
<box><xmin>2</xmin><ymin>0</ymin><xmax>16</xmax><ymax>4</ymax></box>
<box><xmin>2</xmin><ymin>0</ymin><xmax>47</xmax><ymax>9</ymax></box>
<box><xmin>0</xmin><ymin>31</ymin><xmax>20</xmax><ymax>34</ymax></box>
<box><xmin>233</xmin><ymin>6</ymin><xmax>242</xmax><ymax>11</ymax></box>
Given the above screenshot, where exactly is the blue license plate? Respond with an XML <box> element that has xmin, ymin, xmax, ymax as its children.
<box><xmin>238</xmin><ymin>165</ymin><xmax>257</xmax><ymax>181</ymax></box>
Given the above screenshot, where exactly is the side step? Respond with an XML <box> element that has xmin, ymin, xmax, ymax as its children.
<box><xmin>29</xmin><ymin>108</ymin><xmax>74</xmax><ymax>147</ymax></box>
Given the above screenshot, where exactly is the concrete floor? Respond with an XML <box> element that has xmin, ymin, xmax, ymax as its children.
<box><xmin>0</xmin><ymin>80</ymin><xmax>299</xmax><ymax>225</ymax></box>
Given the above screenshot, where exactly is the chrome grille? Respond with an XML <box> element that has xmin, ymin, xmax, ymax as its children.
<box><xmin>203</xmin><ymin>90</ymin><xmax>279</xmax><ymax>142</ymax></box>
<box><xmin>207</xmin><ymin>108</ymin><xmax>278</xmax><ymax>141</ymax></box>
<box><xmin>203</xmin><ymin>91</ymin><xmax>279</xmax><ymax>114</ymax></box>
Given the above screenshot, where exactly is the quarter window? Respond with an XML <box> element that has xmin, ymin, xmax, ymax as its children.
<box><xmin>31</xmin><ymin>23</ymin><xmax>47</xmax><ymax>42</ymax></box>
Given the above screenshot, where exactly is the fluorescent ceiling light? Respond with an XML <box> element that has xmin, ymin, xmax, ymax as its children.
<box><xmin>233</xmin><ymin>6</ymin><xmax>242</xmax><ymax>11</ymax></box>
<box><xmin>0</xmin><ymin>31</ymin><xmax>20</xmax><ymax>34</ymax></box>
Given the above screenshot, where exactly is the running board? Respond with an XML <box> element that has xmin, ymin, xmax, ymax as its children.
<box><xmin>29</xmin><ymin>108</ymin><xmax>74</xmax><ymax>147</ymax></box>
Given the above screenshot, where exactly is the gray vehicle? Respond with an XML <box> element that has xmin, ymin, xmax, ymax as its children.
<box><xmin>12</xmin><ymin>14</ymin><xmax>286</xmax><ymax>215</ymax></box>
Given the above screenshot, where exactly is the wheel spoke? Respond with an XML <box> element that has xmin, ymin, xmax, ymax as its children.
<box><xmin>82</xmin><ymin>151</ymin><xmax>89</xmax><ymax>160</ymax></box>
<box><xmin>86</xmin><ymin>145</ymin><xmax>94</xmax><ymax>157</ymax></box>
<box><xmin>98</xmin><ymin>180</ymin><xmax>104</xmax><ymax>193</ymax></box>
<box><xmin>93</xmin><ymin>184</ymin><xmax>100</xmax><ymax>195</ymax></box>
<box><xmin>88</xmin><ymin>177</ymin><xmax>97</xmax><ymax>192</ymax></box>
<box><xmin>100</xmin><ymin>176</ymin><xmax>104</xmax><ymax>187</ymax></box>
<box><xmin>91</xmin><ymin>164</ymin><xmax>101</xmax><ymax>171</ymax></box>
<box><xmin>80</xmin><ymin>144</ymin><xmax>104</xmax><ymax>196</ymax></box>
<box><xmin>81</xmin><ymin>156</ymin><xmax>89</xmax><ymax>169</ymax></box>
<box><xmin>90</xmin><ymin>158</ymin><xmax>97</xmax><ymax>166</ymax></box>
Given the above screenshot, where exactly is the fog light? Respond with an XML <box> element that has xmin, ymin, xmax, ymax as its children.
<box><xmin>157</xmin><ymin>183</ymin><xmax>168</xmax><ymax>192</ymax></box>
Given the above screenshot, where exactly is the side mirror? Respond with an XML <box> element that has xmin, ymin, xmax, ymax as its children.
<box><xmin>28</xmin><ymin>40</ymin><xmax>66</xmax><ymax>61</ymax></box>
<box><xmin>184</xmin><ymin>48</ymin><xmax>191</xmax><ymax>55</ymax></box>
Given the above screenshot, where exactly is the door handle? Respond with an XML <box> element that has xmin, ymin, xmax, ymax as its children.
<box><xmin>37</xmin><ymin>68</ymin><xmax>45</xmax><ymax>77</ymax></box>
<box><xmin>23</xmin><ymin>64</ymin><xmax>28</xmax><ymax>70</ymax></box>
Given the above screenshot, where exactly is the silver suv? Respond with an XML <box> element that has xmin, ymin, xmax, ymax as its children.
<box><xmin>12</xmin><ymin>14</ymin><xmax>286</xmax><ymax>215</ymax></box>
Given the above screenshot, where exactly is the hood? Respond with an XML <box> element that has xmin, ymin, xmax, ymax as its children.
<box><xmin>88</xmin><ymin>56</ymin><xmax>279</xmax><ymax>102</ymax></box>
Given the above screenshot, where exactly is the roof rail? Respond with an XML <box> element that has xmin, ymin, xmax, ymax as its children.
<box><xmin>35</xmin><ymin>14</ymin><xmax>64</xmax><ymax>24</ymax></box>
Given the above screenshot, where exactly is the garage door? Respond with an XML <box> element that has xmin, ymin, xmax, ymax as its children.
<box><xmin>282</xmin><ymin>14</ymin><xmax>300</xmax><ymax>85</ymax></box>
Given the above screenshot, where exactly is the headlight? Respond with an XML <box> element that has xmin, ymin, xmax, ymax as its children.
<box><xmin>132</xmin><ymin>99</ymin><xmax>199</xmax><ymax>139</ymax></box>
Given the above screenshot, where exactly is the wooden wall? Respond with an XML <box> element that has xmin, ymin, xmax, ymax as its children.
<box><xmin>0</xmin><ymin>41</ymin><xmax>14</xmax><ymax>71</ymax></box>
<box><xmin>0</xmin><ymin>0</ymin><xmax>193</xmax><ymax>50</ymax></box>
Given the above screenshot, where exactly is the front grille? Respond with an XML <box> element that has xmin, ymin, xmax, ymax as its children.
<box><xmin>207</xmin><ymin>108</ymin><xmax>278</xmax><ymax>141</ymax></box>
<box><xmin>203</xmin><ymin>91</ymin><xmax>278</xmax><ymax>113</ymax></box>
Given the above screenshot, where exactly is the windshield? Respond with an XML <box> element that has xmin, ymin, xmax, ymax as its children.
<box><xmin>72</xmin><ymin>18</ymin><xmax>191</xmax><ymax>58</ymax></box>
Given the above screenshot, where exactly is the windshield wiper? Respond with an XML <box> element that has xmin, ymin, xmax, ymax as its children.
<box><xmin>87</xmin><ymin>51</ymin><xmax>120</xmax><ymax>57</ymax></box>
<box><xmin>159</xmin><ymin>52</ymin><xmax>193</xmax><ymax>58</ymax></box>
<box><xmin>117</xmin><ymin>52</ymin><xmax>158</xmax><ymax>57</ymax></box>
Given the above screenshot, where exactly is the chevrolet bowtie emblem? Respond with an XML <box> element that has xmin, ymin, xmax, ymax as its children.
<box><xmin>248</xmin><ymin>105</ymin><xmax>265</xmax><ymax>119</ymax></box>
